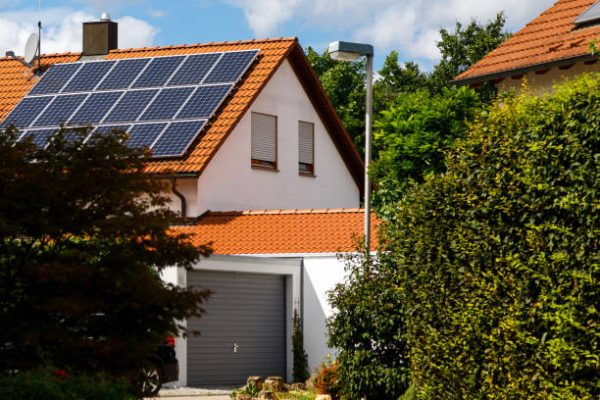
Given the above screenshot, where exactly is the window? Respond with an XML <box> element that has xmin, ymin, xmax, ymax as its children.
<box><xmin>251</xmin><ymin>112</ymin><xmax>277</xmax><ymax>169</ymax></box>
<box><xmin>298</xmin><ymin>121</ymin><xmax>314</xmax><ymax>175</ymax></box>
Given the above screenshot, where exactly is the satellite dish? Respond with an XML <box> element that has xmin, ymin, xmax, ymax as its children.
<box><xmin>23</xmin><ymin>33</ymin><xmax>39</xmax><ymax>65</ymax></box>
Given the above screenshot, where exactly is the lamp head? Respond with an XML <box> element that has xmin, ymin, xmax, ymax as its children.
<box><xmin>327</xmin><ymin>41</ymin><xmax>374</xmax><ymax>62</ymax></box>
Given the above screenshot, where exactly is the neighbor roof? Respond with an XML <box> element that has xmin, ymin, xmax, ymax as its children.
<box><xmin>0</xmin><ymin>38</ymin><xmax>363</xmax><ymax>189</ymax></box>
<box><xmin>173</xmin><ymin>209</ymin><xmax>379</xmax><ymax>255</ymax></box>
<box><xmin>455</xmin><ymin>0</ymin><xmax>600</xmax><ymax>84</ymax></box>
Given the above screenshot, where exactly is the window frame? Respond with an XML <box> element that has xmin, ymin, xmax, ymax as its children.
<box><xmin>250</xmin><ymin>111</ymin><xmax>278</xmax><ymax>171</ymax></box>
<box><xmin>298</xmin><ymin>120</ymin><xmax>315</xmax><ymax>176</ymax></box>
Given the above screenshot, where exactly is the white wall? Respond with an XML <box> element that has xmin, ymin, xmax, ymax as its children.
<box><xmin>196</xmin><ymin>59</ymin><xmax>360</xmax><ymax>214</ymax></box>
<box><xmin>302</xmin><ymin>256</ymin><xmax>347</xmax><ymax>371</ymax></box>
<box><xmin>498</xmin><ymin>61</ymin><xmax>600</xmax><ymax>94</ymax></box>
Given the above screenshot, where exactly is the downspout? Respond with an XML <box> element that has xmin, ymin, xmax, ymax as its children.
<box><xmin>170</xmin><ymin>178</ymin><xmax>187</xmax><ymax>218</ymax></box>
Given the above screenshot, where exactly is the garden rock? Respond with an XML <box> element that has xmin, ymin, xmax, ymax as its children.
<box><xmin>247</xmin><ymin>375</ymin><xmax>264</xmax><ymax>390</ymax></box>
<box><xmin>264</xmin><ymin>376</ymin><xmax>284</xmax><ymax>392</ymax></box>
<box><xmin>315</xmin><ymin>395</ymin><xmax>332</xmax><ymax>400</ymax></box>
<box><xmin>258</xmin><ymin>390</ymin><xmax>277</xmax><ymax>400</ymax></box>
<box><xmin>236</xmin><ymin>394</ymin><xmax>252</xmax><ymax>400</ymax></box>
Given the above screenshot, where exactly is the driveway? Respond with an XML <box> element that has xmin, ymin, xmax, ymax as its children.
<box><xmin>150</xmin><ymin>387</ymin><xmax>232</xmax><ymax>400</ymax></box>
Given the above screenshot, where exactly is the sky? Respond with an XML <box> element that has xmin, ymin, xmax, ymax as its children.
<box><xmin>0</xmin><ymin>0</ymin><xmax>556</xmax><ymax>70</ymax></box>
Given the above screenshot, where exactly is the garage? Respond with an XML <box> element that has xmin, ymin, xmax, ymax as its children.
<box><xmin>187</xmin><ymin>270</ymin><xmax>287</xmax><ymax>387</ymax></box>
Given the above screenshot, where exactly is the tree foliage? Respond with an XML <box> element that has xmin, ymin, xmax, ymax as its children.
<box><xmin>389</xmin><ymin>75</ymin><xmax>600</xmax><ymax>398</ymax></box>
<box><xmin>327</xmin><ymin>250</ymin><xmax>410</xmax><ymax>400</ymax></box>
<box><xmin>371</xmin><ymin>86</ymin><xmax>481</xmax><ymax>215</ymax></box>
<box><xmin>0</xmin><ymin>128</ymin><xmax>211</xmax><ymax>378</ymax></box>
<box><xmin>292</xmin><ymin>309</ymin><xmax>310</xmax><ymax>383</ymax></box>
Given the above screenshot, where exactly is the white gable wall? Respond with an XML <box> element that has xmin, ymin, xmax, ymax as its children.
<box><xmin>195</xmin><ymin>59</ymin><xmax>360</xmax><ymax>214</ymax></box>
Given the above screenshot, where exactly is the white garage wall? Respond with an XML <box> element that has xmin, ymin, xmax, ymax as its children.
<box><xmin>302</xmin><ymin>256</ymin><xmax>347</xmax><ymax>371</ymax></box>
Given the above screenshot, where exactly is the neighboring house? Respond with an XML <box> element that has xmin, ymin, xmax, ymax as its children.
<box><xmin>455</xmin><ymin>0</ymin><xmax>600</xmax><ymax>93</ymax></box>
<box><xmin>0</xmin><ymin>18</ymin><xmax>372</xmax><ymax>386</ymax></box>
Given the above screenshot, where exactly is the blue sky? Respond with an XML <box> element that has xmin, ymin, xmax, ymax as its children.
<box><xmin>0</xmin><ymin>0</ymin><xmax>555</xmax><ymax>70</ymax></box>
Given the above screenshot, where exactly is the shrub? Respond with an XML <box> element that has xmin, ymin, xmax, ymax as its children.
<box><xmin>292</xmin><ymin>309</ymin><xmax>310</xmax><ymax>383</ymax></box>
<box><xmin>389</xmin><ymin>75</ymin><xmax>600</xmax><ymax>398</ymax></box>
<box><xmin>0</xmin><ymin>369</ymin><xmax>134</xmax><ymax>400</ymax></box>
<box><xmin>313</xmin><ymin>357</ymin><xmax>341</xmax><ymax>400</ymax></box>
<box><xmin>327</xmin><ymin>251</ymin><xmax>410</xmax><ymax>400</ymax></box>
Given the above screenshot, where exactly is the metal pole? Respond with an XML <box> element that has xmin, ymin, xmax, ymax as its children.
<box><xmin>364</xmin><ymin>54</ymin><xmax>373</xmax><ymax>254</ymax></box>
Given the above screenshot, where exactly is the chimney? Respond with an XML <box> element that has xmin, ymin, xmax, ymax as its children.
<box><xmin>82</xmin><ymin>13</ymin><xmax>118</xmax><ymax>56</ymax></box>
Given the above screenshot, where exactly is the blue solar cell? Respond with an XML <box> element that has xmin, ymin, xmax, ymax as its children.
<box><xmin>34</xmin><ymin>94</ymin><xmax>88</xmax><ymax>127</ymax></box>
<box><xmin>203</xmin><ymin>50</ymin><xmax>258</xmax><ymax>84</ymax></box>
<box><xmin>168</xmin><ymin>53</ymin><xmax>220</xmax><ymax>86</ymax></box>
<box><xmin>29</xmin><ymin>63</ymin><xmax>82</xmax><ymax>95</ymax></box>
<box><xmin>97</xmin><ymin>58</ymin><xmax>150</xmax><ymax>90</ymax></box>
<box><xmin>139</xmin><ymin>87</ymin><xmax>194</xmax><ymax>121</ymax></box>
<box><xmin>62</xmin><ymin>61</ymin><xmax>116</xmax><ymax>93</ymax></box>
<box><xmin>175</xmin><ymin>84</ymin><xmax>232</xmax><ymax>119</ymax></box>
<box><xmin>151</xmin><ymin>120</ymin><xmax>205</xmax><ymax>157</ymax></box>
<box><xmin>103</xmin><ymin>89</ymin><xmax>158</xmax><ymax>123</ymax></box>
<box><xmin>132</xmin><ymin>57</ymin><xmax>183</xmax><ymax>88</ymax></box>
<box><xmin>0</xmin><ymin>96</ymin><xmax>54</xmax><ymax>128</ymax></box>
<box><xmin>69</xmin><ymin>91</ymin><xmax>123</xmax><ymax>125</ymax></box>
<box><xmin>127</xmin><ymin>123</ymin><xmax>167</xmax><ymax>149</ymax></box>
<box><xmin>20</xmin><ymin>129</ymin><xmax>57</xmax><ymax>148</ymax></box>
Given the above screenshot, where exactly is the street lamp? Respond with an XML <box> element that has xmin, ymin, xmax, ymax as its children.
<box><xmin>327</xmin><ymin>41</ymin><xmax>374</xmax><ymax>253</ymax></box>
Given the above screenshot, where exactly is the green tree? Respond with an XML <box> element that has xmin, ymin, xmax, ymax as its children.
<box><xmin>292</xmin><ymin>309</ymin><xmax>310</xmax><ymax>383</ymax></box>
<box><xmin>390</xmin><ymin>75</ymin><xmax>600</xmax><ymax>399</ymax></box>
<box><xmin>327</xmin><ymin>250</ymin><xmax>410</xmax><ymax>400</ymax></box>
<box><xmin>0</xmin><ymin>127</ymin><xmax>211</xmax><ymax>380</ymax></box>
<box><xmin>371</xmin><ymin>86</ymin><xmax>481</xmax><ymax>216</ymax></box>
<box><xmin>374</xmin><ymin>51</ymin><xmax>428</xmax><ymax>113</ymax></box>
<box><xmin>430</xmin><ymin>12</ymin><xmax>511</xmax><ymax>100</ymax></box>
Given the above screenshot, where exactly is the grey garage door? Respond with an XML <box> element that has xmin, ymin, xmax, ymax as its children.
<box><xmin>187</xmin><ymin>270</ymin><xmax>286</xmax><ymax>387</ymax></box>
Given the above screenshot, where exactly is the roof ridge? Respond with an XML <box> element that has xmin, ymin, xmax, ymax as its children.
<box><xmin>206</xmin><ymin>208</ymin><xmax>365</xmax><ymax>216</ymax></box>
<box><xmin>110</xmin><ymin>37</ymin><xmax>298</xmax><ymax>54</ymax></box>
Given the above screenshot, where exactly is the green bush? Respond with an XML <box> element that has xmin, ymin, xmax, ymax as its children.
<box><xmin>389</xmin><ymin>75</ymin><xmax>600</xmax><ymax>398</ymax></box>
<box><xmin>0</xmin><ymin>369</ymin><xmax>135</xmax><ymax>400</ymax></box>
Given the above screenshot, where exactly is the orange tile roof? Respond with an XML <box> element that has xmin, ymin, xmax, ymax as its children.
<box><xmin>0</xmin><ymin>38</ymin><xmax>364</xmax><ymax>189</ymax></box>
<box><xmin>174</xmin><ymin>209</ymin><xmax>379</xmax><ymax>254</ymax></box>
<box><xmin>455</xmin><ymin>0</ymin><xmax>600</xmax><ymax>83</ymax></box>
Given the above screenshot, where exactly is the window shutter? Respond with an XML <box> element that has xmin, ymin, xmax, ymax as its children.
<box><xmin>298</xmin><ymin>121</ymin><xmax>314</xmax><ymax>165</ymax></box>
<box><xmin>251</xmin><ymin>113</ymin><xmax>277</xmax><ymax>163</ymax></box>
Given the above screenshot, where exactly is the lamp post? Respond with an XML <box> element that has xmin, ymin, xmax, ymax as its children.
<box><xmin>327</xmin><ymin>41</ymin><xmax>374</xmax><ymax>253</ymax></box>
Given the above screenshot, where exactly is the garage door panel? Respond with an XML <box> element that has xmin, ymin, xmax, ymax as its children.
<box><xmin>187</xmin><ymin>270</ymin><xmax>286</xmax><ymax>387</ymax></box>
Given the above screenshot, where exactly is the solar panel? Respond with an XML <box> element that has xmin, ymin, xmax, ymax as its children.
<box><xmin>97</xmin><ymin>58</ymin><xmax>150</xmax><ymax>90</ymax></box>
<box><xmin>29</xmin><ymin>63</ymin><xmax>82</xmax><ymax>95</ymax></box>
<box><xmin>204</xmin><ymin>50</ymin><xmax>258</xmax><ymax>84</ymax></box>
<box><xmin>168</xmin><ymin>53</ymin><xmax>220</xmax><ymax>86</ymax></box>
<box><xmin>69</xmin><ymin>91</ymin><xmax>123</xmax><ymax>125</ymax></box>
<box><xmin>35</xmin><ymin>94</ymin><xmax>89</xmax><ymax>127</ymax></box>
<box><xmin>103</xmin><ymin>89</ymin><xmax>158</xmax><ymax>123</ymax></box>
<box><xmin>575</xmin><ymin>1</ymin><xmax>600</xmax><ymax>25</ymax></box>
<box><xmin>62</xmin><ymin>61</ymin><xmax>116</xmax><ymax>93</ymax></box>
<box><xmin>139</xmin><ymin>87</ymin><xmax>194</xmax><ymax>121</ymax></box>
<box><xmin>1</xmin><ymin>49</ymin><xmax>259</xmax><ymax>158</ymax></box>
<box><xmin>176</xmin><ymin>84</ymin><xmax>232</xmax><ymax>119</ymax></box>
<box><xmin>0</xmin><ymin>96</ymin><xmax>54</xmax><ymax>128</ymax></box>
<box><xmin>151</xmin><ymin>120</ymin><xmax>206</xmax><ymax>157</ymax></box>
<box><xmin>127</xmin><ymin>123</ymin><xmax>167</xmax><ymax>149</ymax></box>
<box><xmin>132</xmin><ymin>57</ymin><xmax>183</xmax><ymax>88</ymax></box>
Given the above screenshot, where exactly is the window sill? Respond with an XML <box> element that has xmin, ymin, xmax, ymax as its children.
<box><xmin>299</xmin><ymin>171</ymin><xmax>316</xmax><ymax>178</ymax></box>
<box><xmin>252</xmin><ymin>164</ymin><xmax>279</xmax><ymax>172</ymax></box>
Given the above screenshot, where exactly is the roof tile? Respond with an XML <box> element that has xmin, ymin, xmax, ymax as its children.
<box><xmin>456</xmin><ymin>0</ymin><xmax>600</xmax><ymax>82</ymax></box>
<box><xmin>173</xmin><ymin>209</ymin><xmax>379</xmax><ymax>254</ymax></box>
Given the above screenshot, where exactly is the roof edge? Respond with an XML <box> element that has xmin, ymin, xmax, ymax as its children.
<box><xmin>453</xmin><ymin>53</ymin><xmax>597</xmax><ymax>86</ymax></box>
<box><xmin>110</xmin><ymin>37</ymin><xmax>298</xmax><ymax>54</ymax></box>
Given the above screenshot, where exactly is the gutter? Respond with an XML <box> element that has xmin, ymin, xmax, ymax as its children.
<box><xmin>452</xmin><ymin>53</ymin><xmax>598</xmax><ymax>86</ymax></box>
<box><xmin>170</xmin><ymin>178</ymin><xmax>187</xmax><ymax>218</ymax></box>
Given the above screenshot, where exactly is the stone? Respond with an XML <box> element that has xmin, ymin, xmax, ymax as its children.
<box><xmin>258</xmin><ymin>390</ymin><xmax>277</xmax><ymax>400</ymax></box>
<box><xmin>315</xmin><ymin>395</ymin><xmax>332</xmax><ymax>400</ymax></box>
<box><xmin>247</xmin><ymin>376</ymin><xmax>264</xmax><ymax>390</ymax></box>
<box><xmin>305</xmin><ymin>373</ymin><xmax>317</xmax><ymax>390</ymax></box>
<box><xmin>287</xmin><ymin>382</ymin><xmax>306</xmax><ymax>391</ymax></box>
<box><xmin>236</xmin><ymin>394</ymin><xmax>252</xmax><ymax>400</ymax></box>
<box><xmin>264</xmin><ymin>376</ymin><xmax>285</xmax><ymax>392</ymax></box>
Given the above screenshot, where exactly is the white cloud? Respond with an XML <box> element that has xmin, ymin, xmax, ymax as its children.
<box><xmin>0</xmin><ymin>8</ymin><xmax>158</xmax><ymax>56</ymax></box>
<box><xmin>226</xmin><ymin>0</ymin><xmax>556</xmax><ymax>61</ymax></box>
<box><xmin>147</xmin><ymin>9</ymin><xmax>167</xmax><ymax>18</ymax></box>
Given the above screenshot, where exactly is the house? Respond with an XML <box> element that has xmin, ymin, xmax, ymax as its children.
<box><xmin>0</xmin><ymin>17</ymin><xmax>373</xmax><ymax>386</ymax></box>
<box><xmin>454</xmin><ymin>0</ymin><xmax>600</xmax><ymax>93</ymax></box>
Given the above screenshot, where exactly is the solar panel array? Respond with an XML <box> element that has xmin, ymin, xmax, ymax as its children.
<box><xmin>1</xmin><ymin>49</ymin><xmax>259</xmax><ymax>158</ymax></box>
